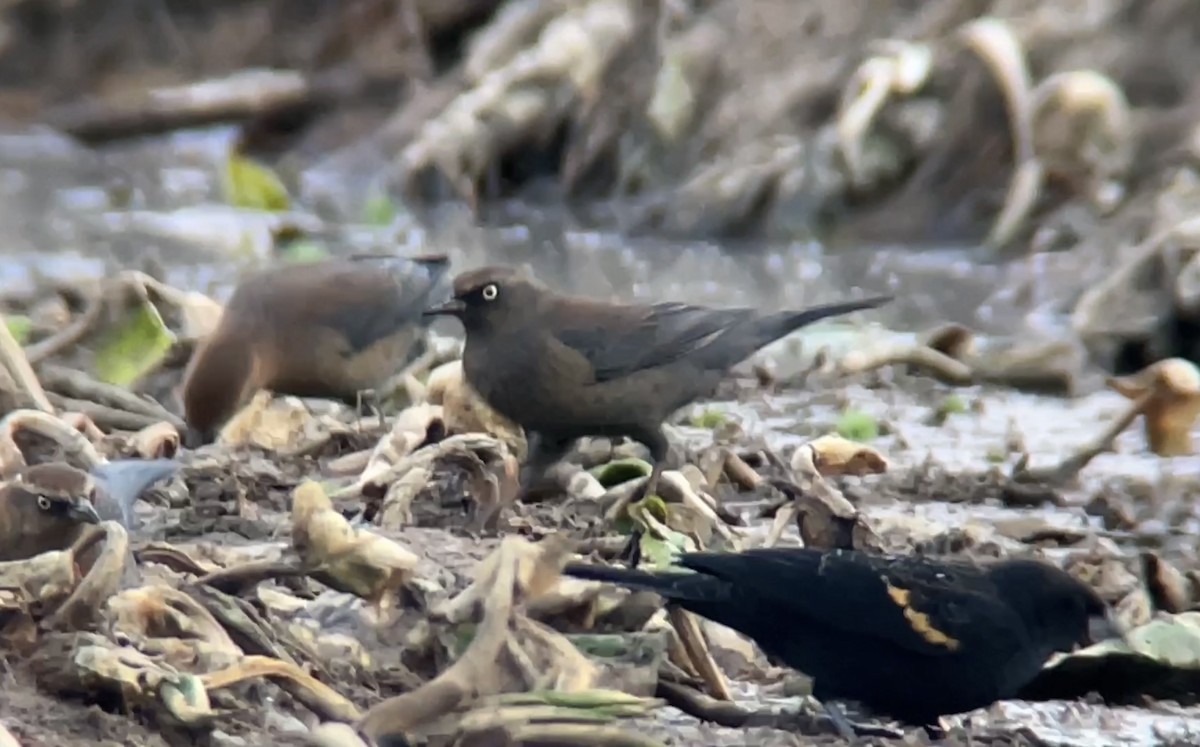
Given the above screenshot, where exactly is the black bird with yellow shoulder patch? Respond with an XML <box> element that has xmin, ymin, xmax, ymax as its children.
<box><xmin>563</xmin><ymin>547</ymin><xmax>1124</xmax><ymax>734</ymax></box>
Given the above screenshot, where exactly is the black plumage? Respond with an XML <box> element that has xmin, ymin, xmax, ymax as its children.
<box><xmin>563</xmin><ymin>547</ymin><xmax>1123</xmax><ymax>731</ymax></box>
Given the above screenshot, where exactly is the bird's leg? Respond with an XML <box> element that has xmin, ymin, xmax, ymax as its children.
<box><xmin>617</xmin><ymin>429</ymin><xmax>670</xmax><ymax>568</ymax></box>
<box><xmin>819</xmin><ymin>701</ymin><xmax>904</xmax><ymax>740</ymax></box>
<box><xmin>923</xmin><ymin>718</ymin><xmax>949</xmax><ymax>740</ymax></box>
<box><xmin>616</xmin><ymin>529</ymin><xmax>643</xmax><ymax>568</ymax></box>
<box><xmin>515</xmin><ymin>432</ymin><xmax>574</xmax><ymax>504</ymax></box>
<box><xmin>627</xmin><ymin>427</ymin><xmax>670</xmax><ymax>503</ymax></box>
<box><xmin>353</xmin><ymin>388</ymin><xmax>383</xmax><ymax>423</ymax></box>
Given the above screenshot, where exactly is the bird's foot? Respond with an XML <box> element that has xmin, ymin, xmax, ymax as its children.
<box><xmin>821</xmin><ymin>702</ymin><xmax>904</xmax><ymax>741</ymax></box>
<box><xmin>922</xmin><ymin>718</ymin><xmax>950</xmax><ymax>740</ymax></box>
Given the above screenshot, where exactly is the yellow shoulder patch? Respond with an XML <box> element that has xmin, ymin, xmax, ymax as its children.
<box><xmin>884</xmin><ymin>582</ymin><xmax>961</xmax><ymax>651</ymax></box>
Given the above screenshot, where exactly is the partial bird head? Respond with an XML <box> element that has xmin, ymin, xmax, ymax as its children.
<box><xmin>987</xmin><ymin>558</ymin><xmax>1126</xmax><ymax>653</ymax></box>
<box><xmin>423</xmin><ymin>265</ymin><xmax>545</xmax><ymax>333</ymax></box>
<box><xmin>179</xmin><ymin>323</ymin><xmax>259</xmax><ymax>447</ymax></box>
<box><xmin>9</xmin><ymin>463</ymin><xmax>103</xmax><ymax>527</ymax></box>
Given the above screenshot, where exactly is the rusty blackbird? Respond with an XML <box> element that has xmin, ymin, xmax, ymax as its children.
<box><xmin>0</xmin><ymin>462</ymin><xmax>102</xmax><ymax>561</ymax></box>
<box><xmin>564</xmin><ymin>547</ymin><xmax>1124</xmax><ymax>737</ymax></box>
<box><xmin>425</xmin><ymin>265</ymin><xmax>890</xmax><ymax>503</ymax></box>
<box><xmin>0</xmin><ymin>459</ymin><xmax>181</xmax><ymax>561</ymax></box>
<box><xmin>181</xmin><ymin>253</ymin><xmax>450</xmax><ymax>446</ymax></box>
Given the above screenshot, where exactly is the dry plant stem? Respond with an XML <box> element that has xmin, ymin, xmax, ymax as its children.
<box><xmin>201</xmin><ymin>655</ymin><xmax>362</xmax><ymax>722</ymax></box>
<box><xmin>59</xmin><ymin>412</ymin><xmax>105</xmax><ymax>442</ymax></box>
<box><xmin>841</xmin><ymin>342</ymin><xmax>972</xmax><ymax>382</ymax></box>
<box><xmin>0</xmin><ymin>549</ymin><xmax>78</xmax><ymax>607</ymax></box>
<box><xmin>658</xmin><ymin>471</ymin><xmax>740</xmax><ymax>548</ymax></box>
<box><xmin>573</xmin><ymin>535</ymin><xmax>640</xmax><ymax>559</ymax></box>
<box><xmin>360</xmin><ymin>542</ymin><xmax>524</xmax><ymax>739</ymax></box>
<box><xmin>667</xmin><ymin>606</ymin><xmax>732</xmax><ymax>701</ymax></box>
<box><xmin>45</xmin><ymin>522</ymin><xmax>129</xmax><ymax>631</ymax></box>
<box><xmin>722</xmin><ymin>450</ymin><xmax>762</xmax><ymax>490</ymax></box>
<box><xmin>761</xmin><ymin>446</ymin><xmax>862</xmax><ymax>549</ymax></box>
<box><xmin>325</xmin><ymin>448</ymin><xmax>373</xmax><ymax>475</ymax></box>
<box><xmin>763</xmin><ymin>502</ymin><xmax>798</xmax><ymax>548</ymax></box>
<box><xmin>39</xmin><ymin>364</ymin><xmax>185</xmax><ymax>429</ymax></box>
<box><xmin>656</xmin><ymin>680</ymin><xmax>752</xmax><ymax>728</ymax></box>
<box><xmin>0</xmin><ymin>409</ymin><xmax>105</xmax><ymax>474</ymax></box>
<box><xmin>42</xmin><ymin>67</ymin><xmax>418</xmax><ymax>143</ymax></box>
<box><xmin>195</xmin><ymin>560</ymin><xmax>310</xmax><ymax>595</ymax></box>
<box><xmin>1018</xmin><ymin>390</ymin><xmax>1153</xmax><ymax>485</ymax></box>
<box><xmin>957</xmin><ymin>18</ymin><xmax>1038</xmax><ymax>250</ymax></box>
<box><xmin>45</xmin><ymin>393</ymin><xmax>165</xmax><ymax>432</ymax></box>
<box><xmin>131</xmin><ymin>421</ymin><xmax>180</xmax><ymax>459</ymax></box>
<box><xmin>134</xmin><ymin>545</ymin><xmax>213</xmax><ymax>576</ymax></box>
<box><xmin>0</xmin><ymin>315</ymin><xmax>54</xmax><ymax>413</ymax></box>
<box><xmin>25</xmin><ymin>292</ymin><xmax>104</xmax><ymax>365</ymax></box>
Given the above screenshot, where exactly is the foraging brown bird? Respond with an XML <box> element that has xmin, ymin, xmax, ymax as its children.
<box><xmin>563</xmin><ymin>547</ymin><xmax>1124</xmax><ymax>736</ymax></box>
<box><xmin>0</xmin><ymin>463</ymin><xmax>101</xmax><ymax>561</ymax></box>
<box><xmin>0</xmin><ymin>459</ymin><xmax>181</xmax><ymax>562</ymax></box>
<box><xmin>181</xmin><ymin>254</ymin><xmax>450</xmax><ymax>447</ymax></box>
<box><xmin>424</xmin><ymin>266</ymin><xmax>889</xmax><ymax>502</ymax></box>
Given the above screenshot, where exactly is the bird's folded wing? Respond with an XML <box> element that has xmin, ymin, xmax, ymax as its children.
<box><xmin>679</xmin><ymin>549</ymin><xmax>1027</xmax><ymax>658</ymax></box>
<box><xmin>313</xmin><ymin>257</ymin><xmax>451</xmax><ymax>352</ymax></box>
<box><xmin>552</xmin><ymin>301</ymin><xmax>757</xmax><ymax>382</ymax></box>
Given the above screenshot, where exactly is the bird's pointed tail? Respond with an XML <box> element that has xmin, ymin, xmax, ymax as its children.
<box><xmin>91</xmin><ymin>458</ymin><xmax>180</xmax><ymax>527</ymax></box>
<box><xmin>780</xmin><ymin>295</ymin><xmax>892</xmax><ymax>331</ymax></box>
<box><xmin>747</xmin><ymin>294</ymin><xmax>890</xmax><ymax>350</ymax></box>
<box><xmin>563</xmin><ymin>561</ymin><xmax>721</xmax><ymax>602</ymax></box>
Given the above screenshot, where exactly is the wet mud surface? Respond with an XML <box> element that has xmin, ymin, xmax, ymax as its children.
<box><xmin>1</xmin><ymin>3</ymin><xmax>1200</xmax><ymax>745</ymax></box>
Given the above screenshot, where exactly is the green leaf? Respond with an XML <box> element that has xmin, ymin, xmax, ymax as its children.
<box><xmin>589</xmin><ymin>457</ymin><xmax>653</xmax><ymax>488</ymax></box>
<box><xmin>362</xmin><ymin>191</ymin><xmax>398</xmax><ymax>226</ymax></box>
<box><xmin>688</xmin><ymin>408</ymin><xmax>726</xmax><ymax>429</ymax></box>
<box><xmin>453</xmin><ymin>623</ymin><xmax>477</xmax><ymax>655</ymax></box>
<box><xmin>94</xmin><ymin>299</ymin><xmax>175</xmax><ymax>387</ymax></box>
<box><xmin>280</xmin><ymin>239</ymin><xmax>330</xmax><ymax>264</ymax></box>
<box><xmin>835</xmin><ymin>408</ymin><xmax>878</xmax><ymax>442</ymax></box>
<box><xmin>937</xmin><ymin>394</ymin><xmax>968</xmax><ymax>416</ymax></box>
<box><xmin>221</xmin><ymin>151</ymin><xmax>290</xmax><ymax>212</ymax></box>
<box><xmin>639</xmin><ymin>534</ymin><xmax>679</xmax><ymax>568</ymax></box>
<box><xmin>5</xmin><ymin>315</ymin><xmax>31</xmax><ymax>345</ymax></box>
<box><xmin>638</xmin><ymin>526</ymin><xmax>691</xmax><ymax>569</ymax></box>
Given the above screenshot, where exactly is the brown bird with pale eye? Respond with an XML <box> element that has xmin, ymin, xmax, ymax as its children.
<box><xmin>0</xmin><ymin>463</ymin><xmax>102</xmax><ymax>561</ymax></box>
<box><xmin>425</xmin><ymin>266</ymin><xmax>891</xmax><ymax>506</ymax></box>
<box><xmin>180</xmin><ymin>253</ymin><xmax>451</xmax><ymax>447</ymax></box>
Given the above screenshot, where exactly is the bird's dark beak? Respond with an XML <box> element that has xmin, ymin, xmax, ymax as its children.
<box><xmin>182</xmin><ymin>425</ymin><xmax>213</xmax><ymax>449</ymax></box>
<box><xmin>423</xmin><ymin>298</ymin><xmax>465</xmax><ymax>318</ymax></box>
<box><xmin>68</xmin><ymin>498</ymin><xmax>102</xmax><ymax>524</ymax></box>
<box><xmin>1086</xmin><ymin>609</ymin><xmax>1129</xmax><ymax>648</ymax></box>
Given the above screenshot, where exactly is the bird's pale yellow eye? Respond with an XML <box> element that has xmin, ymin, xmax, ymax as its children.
<box><xmin>36</xmin><ymin>495</ymin><xmax>51</xmax><ymax>510</ymax></box>
<box><xmin>482</xmin><ymin>283</ymin><xmax>499</xmax><ymax>301</ymax></box>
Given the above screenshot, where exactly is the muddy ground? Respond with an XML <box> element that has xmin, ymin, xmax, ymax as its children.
<box><xmin>0</xmin><ymin>1</ymin><xmax>1199</xmax><ymax>746</ymax></box>
<box><xmin>0</xmin><ymin>336</ymin><xmax>1198</xmax><ymax>746</ymax></box>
